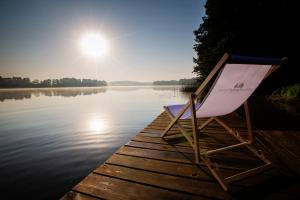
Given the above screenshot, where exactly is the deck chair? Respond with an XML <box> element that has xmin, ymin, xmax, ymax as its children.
<box><xmin>161</xmin><ymin>53</ymin><xmax>284</xmax><ymax>191</ymax></box>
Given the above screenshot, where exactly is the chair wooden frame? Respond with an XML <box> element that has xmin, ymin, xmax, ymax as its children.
<box><xmin>161</xmin><ymin>53</ymin><xmax>281</xmax><ymax>191</ymax></box>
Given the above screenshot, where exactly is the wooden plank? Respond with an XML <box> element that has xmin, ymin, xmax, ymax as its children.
<box><xmin>106</xmin><ymin>154</ymin><xmax>278</xmax><ymax>189</ymax></box>
<box><xmin>126</xmin><ymin>140</ymin><xmax>258</xmax><ymax>162</ymax></box>
<box><xmin>150</xmin><ymin>121</ymin><xmax>246</xmax><ymax>129</ymax></box>
<box><xmin>126</xmin><ymin>140</ymin><xmax>194</xmax><ymax>154</ymax></box>
<box><xmin>139</xmin><ymin>132</ymin><xmax>243</xmax><ymax>147</ymax></box>
<box><xmin>117</xmin><ymin>146</ymin><xmax>194</xmax><ymax>164</ymax></box>
<box><xmin>133</xmin><ymin>135</ymin><xmax>187</xmax><ymax>145</ymax></box>
<box><xmin>61</xmin><ymin>191</ymin><xmax>102</xmax><ymax>200</ymax></box>
<box><xmin>143</xmin><ymin>128</ymin><xmax>181</xmax><ymax>134</ymax></box>
<box><xmin>94</xmin><ymin>163</ymin><xmax>231</xmax><ymax>199</ymax></box>
<box><xmin>153</xmin><ymin>114</ymin><xmax>244</xmax><ymax>124</ymax></box>
<box><xmin>146</xmin><ymin>122</ymin><xmax>246</xmax><ymax>129</ymax></box>
<box><xmin>139</xmin><ymin>131</ymin><xmax>248</xmax><ymax>142</ymax></box>
<box><xmin>105</xmin><ymin>153</ymin><xmax>238</xmax><ymax>180</ymax></box>
<box><xmin>147</xmin><ymin>124</ymin><xmax>249</xmax><ymax>132</ymax></box>
<box><xmin>145</xmin><ymin>125</ymin><xmax>249</xmax><ymax>136</ymax></box>
<box><xmin>117</xmin><ymin>146</ymin><xmax>261</xmax><ymax>170</ymax></box>
<box><xmin>257</xmin><ymin>130</ymin><xmax>300</xmax><ymax>176</ymax></box>
<box><xmin>74</xmin><ymin>173</ymin><xmax>207</xmax><ymax>200</ymax></box>
<box><xmin>142</xmin><ymin>127</ymin><xmax>248</xmax><ymax>139</ymax></box>
<box><xmin>133</xmin><ymin>135</ymin><xmax>237</xmax><ymax>148</ymax></box>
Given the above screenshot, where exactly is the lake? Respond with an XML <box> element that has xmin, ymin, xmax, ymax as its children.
<box><xmin>0</xmin><ymin>86</ymin><xmax>189</xmax><ymax>200</ymax></box>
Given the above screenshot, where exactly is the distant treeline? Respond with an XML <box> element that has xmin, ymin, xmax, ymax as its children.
<box><xmin>0</xmin><ymin>76</ymin><xmax>107</xmax><ymax>88</ymax></box>
<box><xmin>153</xmin><ymin>78</ymin><xmax>197</xmax><ymax>86</ymax></box>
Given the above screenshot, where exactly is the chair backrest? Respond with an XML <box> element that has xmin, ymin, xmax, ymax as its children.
<box><xmin>195</xmin><ymin>55</ymin><xmax>281</xmax><ymax>118</ymax></box>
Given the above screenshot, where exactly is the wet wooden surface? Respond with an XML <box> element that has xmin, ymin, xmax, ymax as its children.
<box><xmin>62</xmin><ymin>112</ymin><xmax>300</xmax><ymax>200</ymax></box>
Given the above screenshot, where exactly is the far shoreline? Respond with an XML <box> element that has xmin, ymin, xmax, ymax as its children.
<box><xmin>0</xmin><ymin>85</ymin><xmax>186</xmax><ymax>90</ymax></box>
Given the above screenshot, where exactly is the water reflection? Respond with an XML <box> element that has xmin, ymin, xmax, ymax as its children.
<box><xmin>107</xmin><ymin>85</ymin><xmax>182</xmax><ymax>92</ymax></box>
<box><xmin>0</xmin><ymin>90</ymin><xmax>32</xmax><ymax>101</ymax></box>
<box><xmin>88</xmin><ymin>117</ymin><xmax>108</xmax><ymax>133</ymax></box>
<box><xmin>0</xmin><ymin>86</ymin><xmax>190</xmax><ymax>102</ymax></box>
<box><xmin>0</xmin><ymin>87</ymin><xmax>107</xmax><ymax>101</ymax></box>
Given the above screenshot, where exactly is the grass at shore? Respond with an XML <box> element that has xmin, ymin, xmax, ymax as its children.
<box><xmin>269</xmin><ymin>83</ymin><xmax>300</xmax><ymax>101</ymax></box>
<box><xmin>180</xmin><ymin>84</ymin><xmax>199</xmax><ymax>92</ymax></box>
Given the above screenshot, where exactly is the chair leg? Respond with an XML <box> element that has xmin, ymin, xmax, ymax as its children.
<box><xmin>161</xmin><ymin>116</ymin><xmax>177</xmax><ymax>138</ymax></box>
<box><xmin>201</xmin><ymin>114</ymin><xmax>272</xmax><ymax>191</ymax></box>
<box><xmin>162</xmin><ymin>99</ymin><xmax>271</xmax><ymax>191</ymax></box>
<box><xmin>163</xmin><ymin>95</ymin><xmax>202</xmax><ymax>163</ymax></box>
<box><xmin>163</xmin><ymin>107</ymin><xmax>194</xmax><ymax>148</ymax></box>
<box><xmin>244</xmin><ymin>101</ymin><xmax>253</xmax><ymax>144</ymax></box>
<box><xmin>161</xmin><ymin>102</ymin><xmax>192</xmax><ymax>137</ymax></box>
<box><xmin>201</xmin><ymin>156</ymin><xmax>228</xmax><ymax>191</ymax></box>
<box><xmin>214</xmin><ymin>117</ymin><xmax>245</xmax><ymax>143</ymax></box>
<box><xmin>198</xmin><ymin>117</ymin><xmax>214</xmax><ymax>130</ymax></box>
<box><xmin>190</xmin><ymin>95</ymin><xmax>200</xmax><ymax>163</ymax></box>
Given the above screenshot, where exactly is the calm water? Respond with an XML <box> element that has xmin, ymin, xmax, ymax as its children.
<box><xmin>0</xmin><ymin>86</ymin><xmax>189</xmax><ymax>200</ymax></box>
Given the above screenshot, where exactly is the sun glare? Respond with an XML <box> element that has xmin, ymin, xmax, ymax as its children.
<box><xmin>89</xmin><ymin>118</ymin><xmax>107</xmax><ymax>132</ymax></box>
<box><xmin>79</xmin><ymin>32</ymin><xmax>108</xmax><ymax>59</ymax></box>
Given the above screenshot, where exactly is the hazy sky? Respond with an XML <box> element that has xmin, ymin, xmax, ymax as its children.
<box><xmin>0</xmin><ymin>0</ymin><xmax>205</xmax><ymax>81</ymax></box>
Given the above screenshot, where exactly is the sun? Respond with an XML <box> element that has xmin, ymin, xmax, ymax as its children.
<box><xmin>79</xmin><ymin>32</ymin><xmax>108</xmax><ymax>59</ymax></box>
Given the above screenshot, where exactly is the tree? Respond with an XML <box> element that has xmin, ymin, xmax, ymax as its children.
<box><xmin>40</xmin><ymin>79</ymin><xmax>51</xmax><ymax>87</ymax></box>
<box><xmin>193</xmin><ymin>0</ymin><xmax>292</xmax><ymax>92</ymax></box>
<box><xmin>0</xmin><ymin>76</ymin><xmax>107</xmax><ymax>88</ymax></box>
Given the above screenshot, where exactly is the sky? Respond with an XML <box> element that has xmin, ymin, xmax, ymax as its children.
<box><xmin>0</xmin><ymin>0</ymin><xmax>205</xmax><ymax>82</ymax></box>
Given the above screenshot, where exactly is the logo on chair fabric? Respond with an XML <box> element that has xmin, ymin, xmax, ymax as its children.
<box><xmin>234</xmin><ymin>82</ymin><xmax>244</xmax><ymax>89</ymax></box>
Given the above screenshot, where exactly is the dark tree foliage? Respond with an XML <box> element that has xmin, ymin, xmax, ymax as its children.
<box><xmin>0</xmin><ymin>76</ymin><xmax>107</xmax><ymax>88</ymax></box>
<box><xmin>153</xmin><ymin>80</ymin><xmax>179</xmax><ymax>85</ymax></box>
<box><xmin>153</xmin><ymin>78</ymin><xmax>197</xmax><ymax>85</ymax></box>
<box><xmin>0</xmin><ymin>77</ymin><xmax>31</xmax><ymax>88</ymax></box>
<box><xmin>193</xmin><ymin>0</ymin><xmax>293</xmax><ymax>93</ymax></box>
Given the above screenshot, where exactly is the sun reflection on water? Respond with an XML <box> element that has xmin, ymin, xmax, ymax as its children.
<box><xmin>88</xmin><ymin>117</ymin><xmax>108</xmax><ymax>132</ymax></box>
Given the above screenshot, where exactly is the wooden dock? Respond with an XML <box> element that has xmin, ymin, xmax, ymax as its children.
<box><xmin>62</xmin><ymin>112</ymin><xmax>300</xmax><ymax>200</ymax></box>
